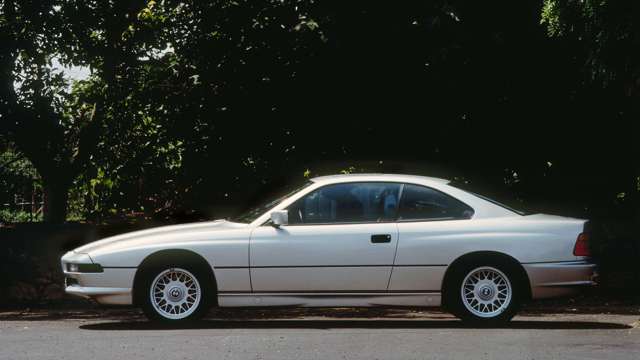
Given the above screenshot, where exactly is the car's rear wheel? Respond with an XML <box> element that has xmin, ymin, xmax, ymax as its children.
<box><xmin>137</xmin><ymin>262</ymin><xmax>213</xmax><ymax>323</ymax></box>
<box><xmin>445</xmin><ymin>260</ymin><xmax>522</xmax><ymax>325</ymax></box>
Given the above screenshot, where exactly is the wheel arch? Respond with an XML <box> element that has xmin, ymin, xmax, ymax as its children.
<box><xmin>441</xmin><ymin>251</ymin><xmax>532</xmax><ymax>306</ymax></box>
<box><xmin>132</xmin><ymin>249</ymin><xmax>218</xmax><ymax>306</ymax></box>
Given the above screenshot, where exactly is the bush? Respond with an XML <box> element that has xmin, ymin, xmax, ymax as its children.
<box><xmin>0</xmin><ymin>209</ymin><xmax>43</xmax><ymax>224</ymax></box>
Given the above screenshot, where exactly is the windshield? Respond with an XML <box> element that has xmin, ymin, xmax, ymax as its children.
<box><xmin>449</xmin><ymin>181</ymin><xmax>529</xmax><ymax>215</ymax></box>
<box><xmin>231</xmin><ymin>181</ymin><xmax>313</xmax><ymax>223</ymax></box>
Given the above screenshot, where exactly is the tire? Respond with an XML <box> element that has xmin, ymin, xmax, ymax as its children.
<box><xmin>136</xmin><ymin>260</ymin><xmax>214</xmax><ymax>324</ymax></box>
<box><xmin>444</xmin><ymin>259</ymin><xmax>523</xmax><ymax>325</ymax></box>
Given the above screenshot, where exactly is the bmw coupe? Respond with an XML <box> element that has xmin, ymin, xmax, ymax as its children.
<box><xmin>62</xmin><ymin>174</ymin><xmax>595</xmax><ymax>324</ymax></box>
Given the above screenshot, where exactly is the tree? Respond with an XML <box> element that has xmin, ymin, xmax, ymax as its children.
<box><xmin>0</xmin><ymin>0</ymin><xmax>163</xmax><ymax>222</ymax></box>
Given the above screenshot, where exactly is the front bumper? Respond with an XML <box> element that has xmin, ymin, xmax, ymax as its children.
<box><xmin>523</xmin><ymin>260</ymin><xmax>597</xmax><ymax>299</ymax></box>
<box><xmin>61</xmin><ymin>251</ymin><xmax>136</xmax><ymax>305</ymax></box>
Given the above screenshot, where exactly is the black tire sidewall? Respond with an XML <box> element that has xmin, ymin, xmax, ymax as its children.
<box><xmin>137</xmin><ymin>261</ymin><xmax>213</xmax><ymax>323</ymax></box>
<box><xmin>445</xmin><ymin>259</ymin><xmax>523</xmax><ymax>325</ymax></box>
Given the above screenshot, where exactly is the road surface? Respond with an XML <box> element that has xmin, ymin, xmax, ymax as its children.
<box><xmin>1</xmin><ymin>308</ymin><xmax>638</xmax><ymax>360</ymax></box>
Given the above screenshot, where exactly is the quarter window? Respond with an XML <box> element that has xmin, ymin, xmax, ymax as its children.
<box><xmin>287</xmin><ymin>182</ymin><xmax>402</xmax><ymax>224</ymax></box>
<box><xmin>398</xmin><ymin>184</ymin><xmax>474</xmax><ymax>221</ymax></box>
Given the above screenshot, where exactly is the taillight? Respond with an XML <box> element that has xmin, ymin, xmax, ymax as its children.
<box><xmin>573</xmin><ymin>232</ymin><xmax>591</xmax><ymax>257</ymax></box>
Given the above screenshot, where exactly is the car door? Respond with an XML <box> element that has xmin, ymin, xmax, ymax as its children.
<box><xmin>250</xmin><ymin>182</ymin><xmax>401</xmax><ymax>292</ymax></box>
<box><xmin>389</xmin><ymin>183</ymin><xmax>475</xmax><ymax>292</ymax></box>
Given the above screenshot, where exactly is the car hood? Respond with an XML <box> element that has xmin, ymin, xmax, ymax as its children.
<box><xmin>73</xmin><ymin>219</ymin><xmax>248</xmax><ymax>255</ymax></box>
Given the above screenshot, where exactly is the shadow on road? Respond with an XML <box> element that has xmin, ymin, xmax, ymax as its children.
<box><xmin>79</xmin><ymin>319</ymin><xmax>632</xmax><ymax>331</ymax></box>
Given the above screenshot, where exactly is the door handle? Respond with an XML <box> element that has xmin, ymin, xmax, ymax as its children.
<box><xmin>371</xmin><ymin>234</ymin><xmax>392</xmax><ymax>243</ymax></box>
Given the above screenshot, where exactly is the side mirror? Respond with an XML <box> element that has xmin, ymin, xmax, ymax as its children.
<box><xmin>270</xmin><ymin>210</ymin><xmax>288</xmax><ymax>228</ymax></box>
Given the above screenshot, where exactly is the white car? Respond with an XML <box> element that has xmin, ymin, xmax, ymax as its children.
<box><xmin>62</xmin><ymin>174</ymin><xmax>595</xmax><ymax>324</ymax></box>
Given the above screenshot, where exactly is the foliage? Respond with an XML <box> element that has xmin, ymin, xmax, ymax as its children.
<box><xmin>0</xmin><ymin>141</ymin><xmax>42</xmax><ymax>223</ymax></box>
<box><xmin>0</xmin><ymin>0</ymin><xmax>187</xmax><ymax>222</ymax></box>
<box><xmin>0</xmin><ymin>0</ymin><xmax>638</xmax><ymax>225</ymax></box>
<box><xmin>541</xmin><ymin>0</ymin><xmax>639</xmax><ymax>89</ymax></box>
<box><xmin>0</xmin><ymin>143</ymin><xmax>40</xmax><ymax>192</ymax></box>
<box><xmin>0</xmin><ymin>209</ymin><xmax>42</xmax><ymax>223</ymax></box>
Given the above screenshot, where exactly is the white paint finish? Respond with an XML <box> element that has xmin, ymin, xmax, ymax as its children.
<box><xmin>250</xmin><ymin>267</ymin><xmax>393</xmax><ymax>291</ymax></box>
<box><xmin>60</xmin><ymin>251</ymin><xmax>93</xmax><ymax>275</ymax></box>
<box><xmin>311</xmin><ymin>174</ymin><xmax>450</xmax><ymax>185</ymax></box>
<box><xmin>388</xmin><ymin>266</ymin><xmax>447</xmax><ymax>291</ymax></box>
<box><xmin>65</xmin><ymin>286</ymin><xmax>130</xmax><ymax>297</ymax></box>
<box><xmin>250</xmin><ymin>223</ymin><xmax>398</xmax><ymax>291</ymax></box>
<box><xmin>214</xmin><ymin>268</ymin><xmax>252</xmax><ymax>292</ymax></box>
<box><xmin>74</xmin><ymin>220</ymin><xmax>251</xmax><ymax>269</ymax></box>
<box><xmin>68</xmin><ymin>268</ymin><xmax>136</xmax><ymax>288</ymax></box>
<box><xmin>395</xmin><ymin>216</ymin><xmax>585</xmax><ymax>266</ymax></box>
<box><xmin>60</xmin><ymin>173</ymin><xmax>595</xmax><ymax>307</ymax></box>
<box><xmin>218</xmin><ymin>293</ymin><xmax>441</xmax><ymax>307</ymax></box>
<box><xmin>93</xmin><ymin>293</ymin><xmax>132</xmax><ymax>305</ymax></box>
<box><xmin>524</xmin><ymin>261</ymin><xmax>596</xmax><ymax>299</ymax></box>
<box><xmin>250</xmin><ymin>223</ymin><xmax>398</xmax><ymax>266</ymax></box>
<box><xmin>65</xmin><ymin>286</ymin><xmax>132</xmax><ymax>305</ymax></box>
<box><xmin>62</xmin><ymin>268</ymin><xmax>136</xmax><ymax>305</ymax></box>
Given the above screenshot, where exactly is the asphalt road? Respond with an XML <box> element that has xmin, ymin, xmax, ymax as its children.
<box><xmin>1</xmin><ymin>308</ymin><xmax>638</xmax><ymax>360</ymax></box>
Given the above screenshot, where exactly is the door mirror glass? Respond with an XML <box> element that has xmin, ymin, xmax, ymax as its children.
<box><xmin>270</xmin><ymin>210</ymin><xmax>288</xmax><ymax>227</ymax></box>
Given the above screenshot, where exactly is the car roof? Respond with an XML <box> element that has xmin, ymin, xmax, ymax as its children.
<box><xmin>310</xmin><ymin>173</ymin><xmax>450</xmax><ymax>186</ymax></box>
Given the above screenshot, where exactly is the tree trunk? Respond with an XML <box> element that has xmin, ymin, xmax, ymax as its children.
<box><xmin>42</xmin><ymin>178</ymin><xmax>71</xmax><ymax>224</ymax></box>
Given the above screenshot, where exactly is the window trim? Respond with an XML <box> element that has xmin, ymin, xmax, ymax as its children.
<box><xmin>273</xmin><ymin>181</ymin><xmax>474</xmax><ymax>226</ymax></box>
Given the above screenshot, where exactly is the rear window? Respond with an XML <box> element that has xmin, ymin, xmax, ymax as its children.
<box><xmin>398</xmin><ymin>184</ymin><xmax>474</xmax><ymax>221</ymax></box>
<box><xmin>449</xmin><ymin>181</ymin><xmax>529</xmax><ymax>215</ymax></box>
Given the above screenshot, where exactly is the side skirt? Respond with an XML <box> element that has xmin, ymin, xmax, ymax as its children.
<box><xmin>217</xmin><ymin>292</ymin><xmax>442</xmax><ymax>307</ymax></box>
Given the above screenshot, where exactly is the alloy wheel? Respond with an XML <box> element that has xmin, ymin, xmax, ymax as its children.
<box><xmin>460</xmin><ymin>266</ymin><xmax>512</xmax><ymax>318</ymax></box>
<box><xmin>149</xmin><ymin>268</ymin><xmax>201</xmax><ymax>320</ymax></box>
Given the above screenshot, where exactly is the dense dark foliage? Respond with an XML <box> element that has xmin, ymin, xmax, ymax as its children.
<box><xmin>1</xmin><ymin>1</ymin><xmax>638</xmax><ymax>223</ymax></box>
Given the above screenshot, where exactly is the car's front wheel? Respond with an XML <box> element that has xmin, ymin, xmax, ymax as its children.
<box><xmin>137</xmin><ymin>262</ymin><xmax>212</xmax><ymax>323</ymax></box>
<box><xmin>445</xmin><ymin>261</ymin><xmax>522</xmax><ymax>325</ymax></box>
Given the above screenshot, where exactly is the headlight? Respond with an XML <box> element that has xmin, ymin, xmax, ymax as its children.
<box><xmin>66</xmin><ymin>263</ymin><xmax>103</xmax><ymax>273</ymax></box>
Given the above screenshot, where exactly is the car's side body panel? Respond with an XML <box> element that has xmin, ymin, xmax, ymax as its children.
<box><xmin>394</xmin><ymin>216</ymin><xmax>584</xmax><ymax>267</ymax></box>
<box><xmin>390</xmin><ymin>215</ymin><xmax>586</xmax><ymax>294</ymax></box>
<box><xmin>64</xmin><ymin>220</ymin><xmax>254</xmax><ymax>297</ymax></box>
<box><xmin>76</xmin><ymin>221</ymin><xmax>250</xmax><ymax>268</ymax></box>
<box><xmin>387</xmin><ymin>266</ymin><xmax>448</xmax><ymax>292</ymax></box>
<box><xmin>249</xmin><ymin>223</ymin><xmax>398</xmax><ymax>291</ymax></box>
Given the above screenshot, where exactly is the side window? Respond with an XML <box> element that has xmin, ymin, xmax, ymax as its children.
<box><xmin>398</xmin><ymin>184</ymin><xmax>474</xmax><ymax>221</ymax></box>
<box><xmin>287</xmin><ymin>182</ymin><xmax>401</xmax><ymax>224</ymax></box>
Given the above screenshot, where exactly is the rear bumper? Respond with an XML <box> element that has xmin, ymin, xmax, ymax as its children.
<box><xmin>523</xmin><ymin>260</ymin><xmax>597</xmax><ymax>299</ymax></box>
